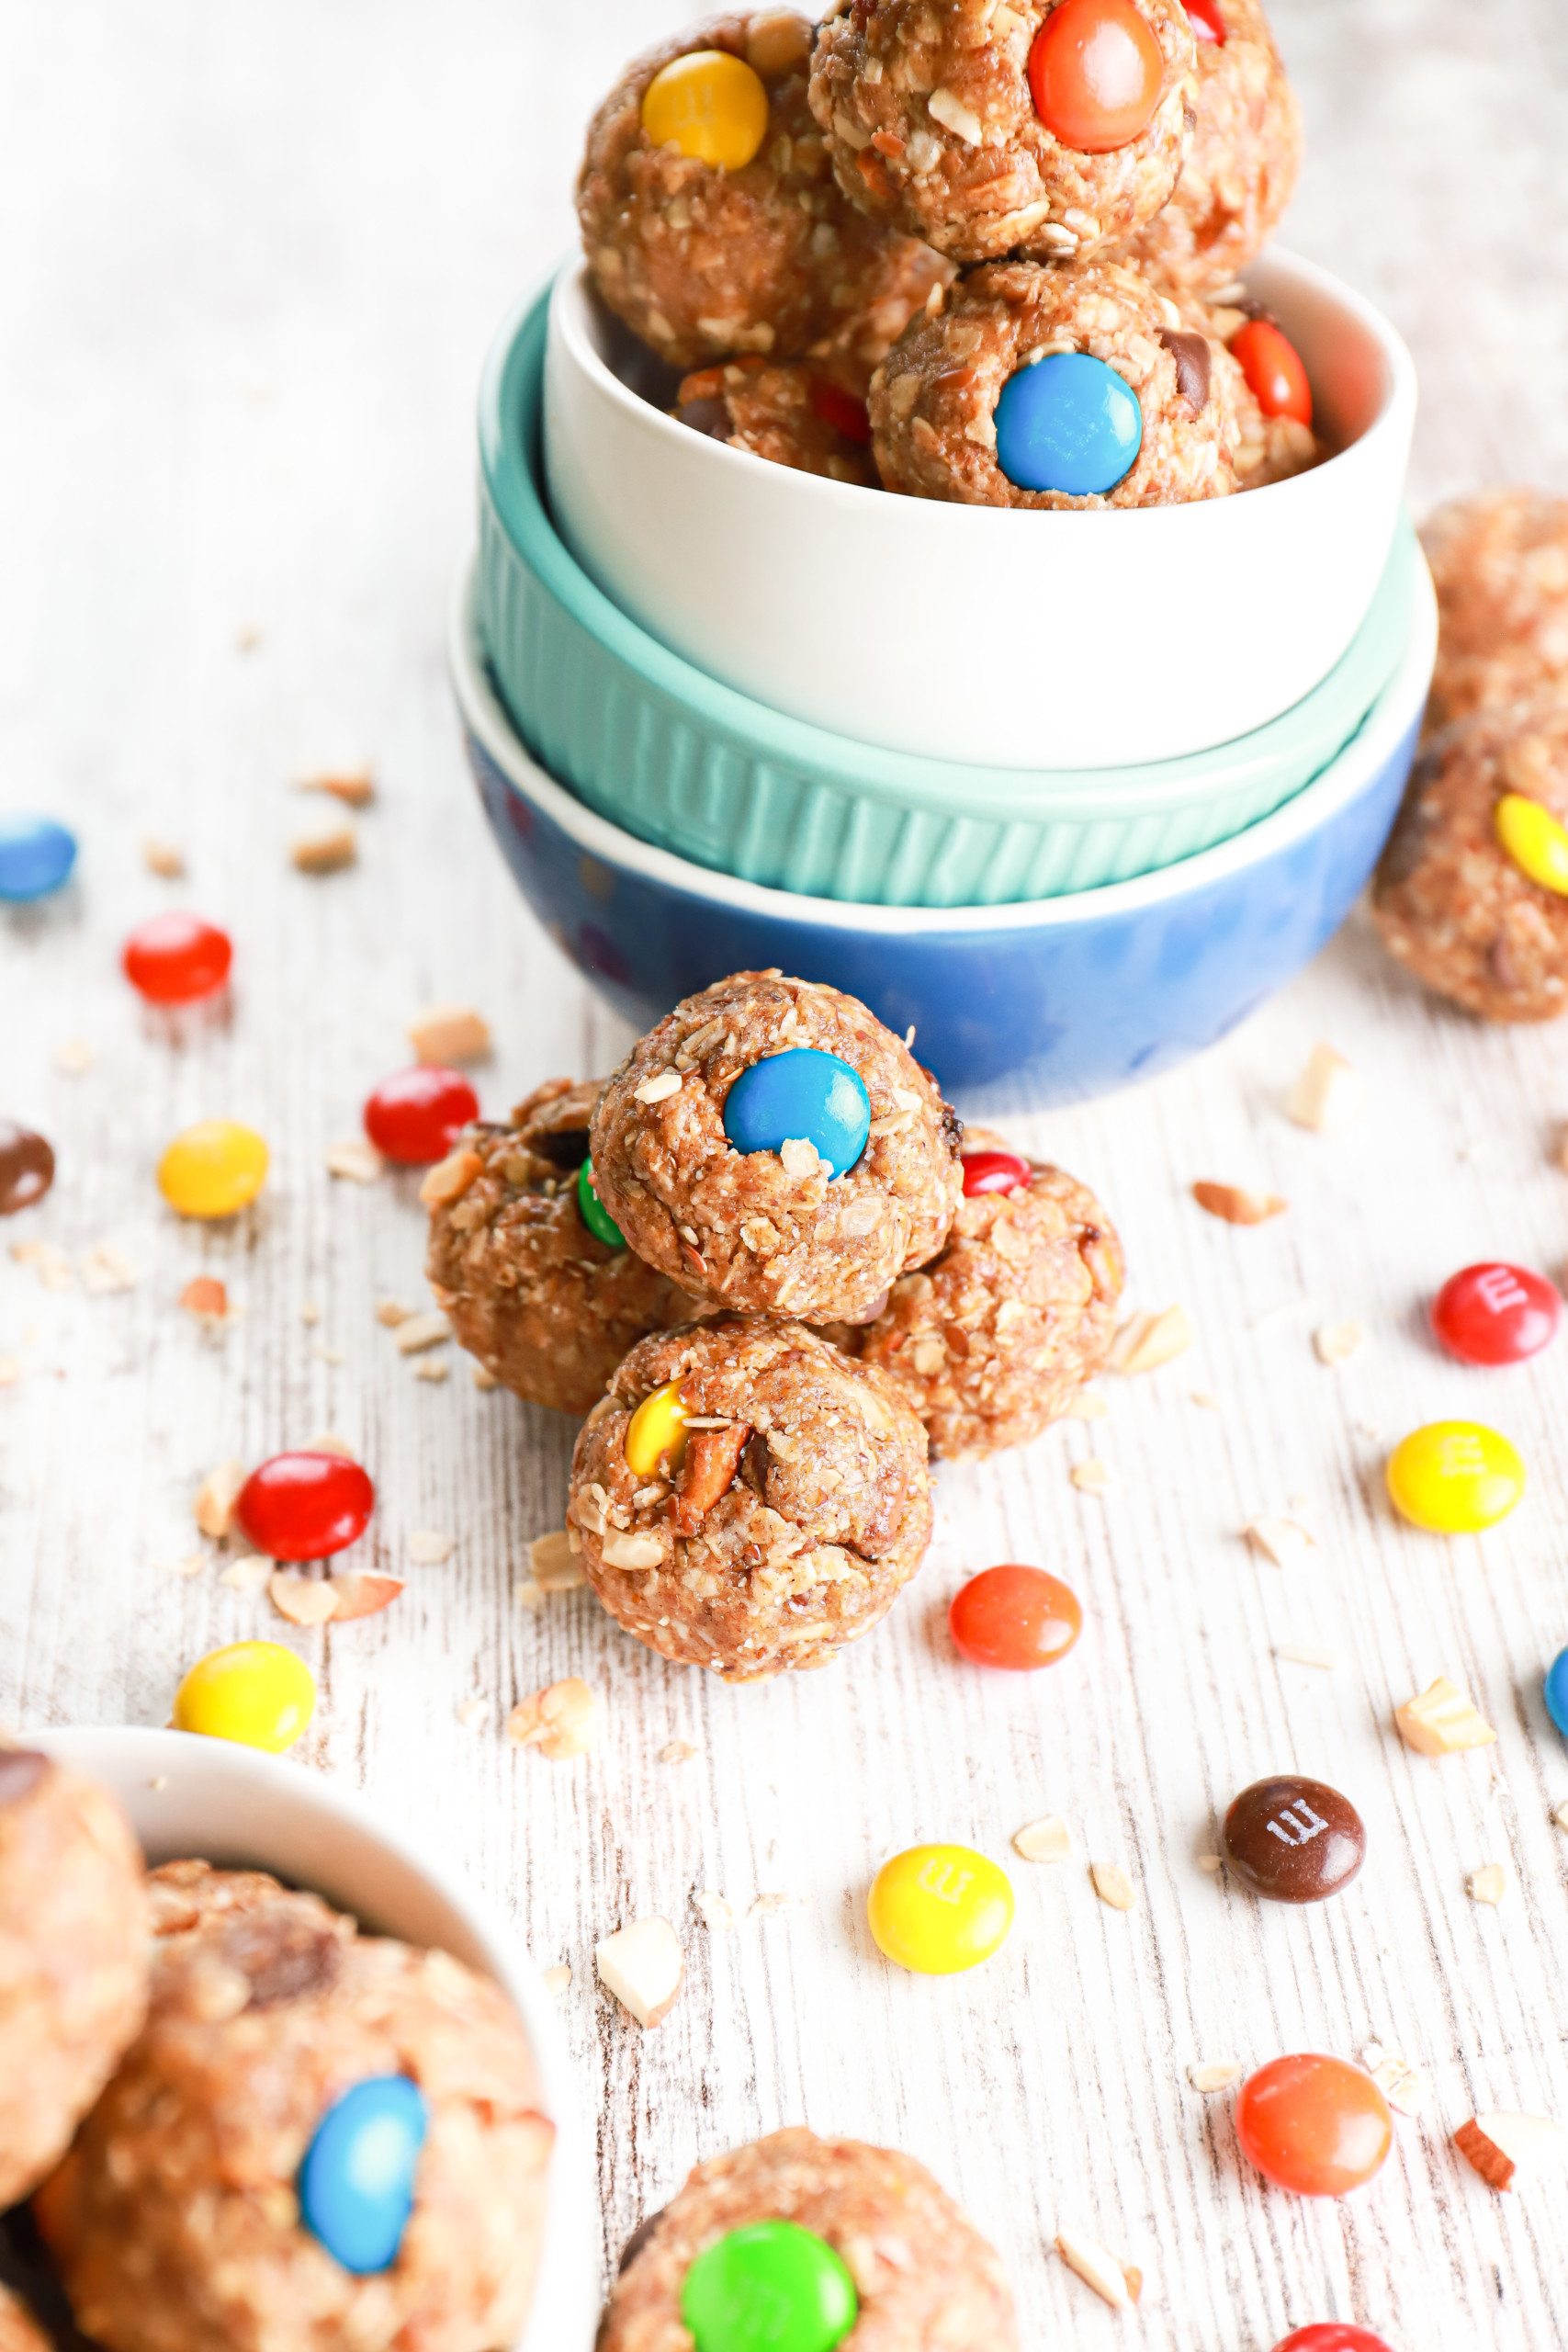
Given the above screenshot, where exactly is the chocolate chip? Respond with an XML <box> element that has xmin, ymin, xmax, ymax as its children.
<box><xmin>617</xmin><ymin>2205</ymin><xmax>667</xmax><ymax>2274</ymax></box>
<box><xmin>528</xmin><ymin>1126</ymin><xmax>592</xmax><ymax>1172</ymax></box>
<box><xmin>0</xmin><ymin>1125</ymin><xmax>54</xmax><ymax>1217</ymax></box>
<box><xmin>673</xmin><ymin>397</ymin><xmax>733</xmax><ymax>442</ymax></box>
<box><xmin>1159</xmin><ymin>330</ymin><xmax>1212</xmax><ymax>413</ymax></box>
<box><xmin>740</xmin><ymin>1430</ymin><xmax>773</xmax><ymax>1501</ymax></box>
<box><xmin>0</xmin><ymin>1750</ymin><xmax>49</xmax><ymax>1807</ymax></box>
<box><xmin>1231</xmin><ymin>295</ymin><xmax>1278</xmax><ymax>328</ymax></box>
<box><xmin>939</xmin><ymin>1102</ymin><xmax>964</xmax><ymax>1159</ymax></box>
<box><xmin>1222</xmin><ymin>1775</ymin><xmax>1366</xmax><ymax>1903</ymax></box>
<box><xmin>220</xmin><ymin>1909</ymin><xmax>344</xmax><ymax>2007</ymax></box>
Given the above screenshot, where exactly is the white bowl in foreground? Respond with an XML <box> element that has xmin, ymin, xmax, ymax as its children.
<box><xmin>544</xmin><ymin>249</ymin><xmax>1416</xmax><ymax>772</ymax></box>
<box><xmin>28</xmin><ymin>1726</ymin><xmax>601</xmax><ymax>2352</ymax></box>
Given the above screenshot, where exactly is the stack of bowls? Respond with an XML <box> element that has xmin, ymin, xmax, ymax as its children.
<box><xmin>454</xmin><ymin>251</ymin><xmax>1430</xmax><ymax>1108</ymax></box>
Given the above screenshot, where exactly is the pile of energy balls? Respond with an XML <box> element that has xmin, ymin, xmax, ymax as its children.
<box><xmin>578</xmin><ymin>0</ymin><xmax>1321</xmax><ymax>504</ymax></box>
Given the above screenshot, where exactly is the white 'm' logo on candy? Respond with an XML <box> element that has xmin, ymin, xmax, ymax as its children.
<box><xmin>1474</xmin><ymin>1267</ymin><xmax>1529</xmax><ymax>1317</ymax></box>
<box><xmin>1265</xmin><ymin>1802</ymin><xmax>1330</xmax><ymax>1847</ymax></box>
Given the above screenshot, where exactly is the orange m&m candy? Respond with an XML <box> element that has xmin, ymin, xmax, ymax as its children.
<box><xmin>1028</xmin><ymin>0</ymin><xmax>1167</xmax><ymax>153</ymax></box>
<box><xmin>1235</xmin><ymin>2053</ymin><xmax>1392</xmax><ymax>2197</ymax></box>
<box><xmin>1231</xmin><ymin>318</ymin><xmax>1313</xmax><ymax>429</ymax></box>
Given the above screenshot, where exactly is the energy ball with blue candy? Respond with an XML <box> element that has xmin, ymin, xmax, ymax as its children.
<box><xmin>590</xmin><ymin>971</ymin><xmax>964</xmax><ymax>1324</ymax></box>
<box><xmin>0</xmin><ymin>813</ymin><xmax>77</xmax><ymax>902</ymax></box>
<box><xmin>34</xmin><ymin>1860</ymin><xmax>556</xmax><ymax>2352</ymax></box>
<box><xmin>873</xmin><ymin>259</ymin><xmax>1239</xmax><ymax>510</ymax></box>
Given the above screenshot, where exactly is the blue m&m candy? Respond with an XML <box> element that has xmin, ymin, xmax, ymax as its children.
<box><xmin>994</xmin><ymin>353</ymin><xmax>1142</xmax><ymax>497</ymax></box>
<box><xmin>299</xmin><ymin>2075</ymin><xmax>428</xmax><ymax>2274</ymax></box>
<box><xmin>681</xmin><ymin>2221</ymin><xmax>858</xmax><ymax>2352</ymax></box>
<box><xmin>722</xmin><ymin>1049</ymin><xmax>870</xmax><ymax>1181</ymax></box>
<box><xmin>1545</xmin><ymin>1647</ymin><xmax>1568</xmax><ymax>1736</ymax></box>
<box><xmin>0</xmin><ymin>815</ymin><xmax>77</xmax><ymax>903</ymax></box>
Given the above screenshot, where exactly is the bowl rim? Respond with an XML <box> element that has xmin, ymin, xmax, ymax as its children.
<box><xmin>450</xmin><ymin>551</ymin><xmax>1436</xmax><ymax>936</ymax></box>
<box><xmin>548</xmin><ymin>244</ymin><xmax>1417</xmax><ymax>515</ymax></box>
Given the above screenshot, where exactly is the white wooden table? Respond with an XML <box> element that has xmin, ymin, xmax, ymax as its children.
<box><xmin>5</xmin><ymin>4</ymin><xmax>1568</xmax><ymax>2344</ymax></box>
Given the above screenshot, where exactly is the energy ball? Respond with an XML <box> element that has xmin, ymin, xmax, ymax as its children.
<box><xmin>603</xmin><ymin>2127</ymin><xmax>1018</xmax><ymax>2346</ymax></box>
<box><xmin>673</xmin><ymin>357</ymin><xmax>880</xmax><ymax>484</ymax></box>
<box><xmin>0</xmin><ymin>1748</ymin><xmax>148</xmax><ymax>2209</ymax></box>
<box><xmin>1119</xmin><ymin>0</ymin><xmax>1301</xmax><ymax>294</ymax></box>
<box><xmin>810</xmin><ymin>0</ymin><xmax>1195</xmax><ymax>266</ymax></box>
<box><xmin>579</xmin><ymin>10</ymin><xmax>949</xmax><ymax>381</ymax></box>
<box><xmin>1421</xmin><ymin>488</ymin><xmax>1568</xmax><ymax>729</ymax></box>
<box><xmin>590</xmin><ymin>972</ymin><xmax>964</xmax><ymax>1325</ymax></box>
<box><xmin>847</xmin><ymin>1148</ymin><xmax>1125</xmax><ymax>1456</ymax></box>
<box><xmin>1372</xmin><ymin>692</ymin><xmax>1568</xmax><ymax>1023</ymax></box>
<box><xmin>872</xmin><ymin>259</ymin><xmax>1238</xmax><ymax>507</ymax></box>
<box><xmin>567</xmin><ymin>1317</ymin><xmax>933</xmax><ymax>1679</ymax></box>
<box><xmin>423</xmin><ymin>1079</ymin><xmax>703</xmax><ymax>1417</ymax></box>
<box><xmin>35</xmin><ymin>1861</ymin><xmax>554</xmax><ymax>2352</ymax></box>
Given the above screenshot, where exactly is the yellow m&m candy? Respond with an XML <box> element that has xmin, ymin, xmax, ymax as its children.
<box><xmin>1386</xmin><ymin>1419</ymin><xmax>1525</xmax><ymax>1533</ymax></box>
<box><xmin>1495</xmin><ymin>793</ymin><xmax>1568</xmax><ymax>898</ymax></box>
<box><xmin>867</xmin><ymin>1842</ymin><xmax>1014</xmax><ymax>1975</ymax></box>
<box><xmin>158</xmin><ymin>1120</ymin><xmax>268</xmax><ymax>1217</ymax></box>
<box><xmin>173</xmin><ymin>1641</ymin><xmax>316</xmax><ymax>1752</ymax></box>
<box><xmin>625</xmin><ymin>1378</ymin><xmax>691</xmax><ymax>1477</ymax></box>
<box><xmin>641</xmin><ymin>51</ymin><xmax>771</xmax><ymax>172</ymax></box>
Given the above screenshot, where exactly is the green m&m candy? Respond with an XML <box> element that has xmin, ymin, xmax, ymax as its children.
<box><xmin>681</xmin><ymin>2220</ymin><xmax>857</xmax><ymax>2352</ymax></box>
<box><xmin>577</xmin><ymin>1157</ymin><xmax>626</xmax><ymax>1250</ymax></box>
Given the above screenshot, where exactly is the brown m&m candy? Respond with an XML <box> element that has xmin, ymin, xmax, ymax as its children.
<box><xmin>1222</xmin><ymin>1775</ymin><xmax>1365</xmax><ymax>1903</ymax></box>
<box><xmin>0</xmin><ymin>1124</ymin><xmax>53</xmax><ymax>1216</ymax></box>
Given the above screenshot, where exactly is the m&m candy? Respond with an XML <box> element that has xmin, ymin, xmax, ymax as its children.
<box><xmin>723</xmin><ymin>1050</ymin><xmax>872</xmax><ymax>1182</ymax></box>
<box><xmin>1543</xmin><ymin>1646</ymin><xmax>1568</xmax><ymax>1736</ymax></box>
<box><xmin>362</xmin><ymin>1066</ymin><xmax>479</xmax><ymax>1165</ymax></box>
<box><xmin>0</xmin><ymin>1123</ymin><xmax>54</xmax><ymax>1216</ymax></box>
<box><xmin>122</xmin><ymin>912</ymin><xmax>232</xmax><ymax>1005</ymax></box>
<box><xmin>1231</xmin><ymin>318</ymin><xmax>1313</xmax><ymax>428</ymax></box>
<box><xmin>949</xmin><ymin>1564</ymin><xmax>1082</xmax><ymax>1670</ymax></box>
<box><xmin>961</xmin><ymin>1149</ymin><xmax>1032</xmax><ymax>1198</ymax></box>
<box><xmin>1027</xmin><ymin>0</ymin><xmax>1166</xmax><ymax>152</ymax></box>
<box><xmin>299</xmin><ymin>2076</ymin><xmax>428</xmax><ymax>2274</ymax></box>
<box><xmin>1495</xmin><ymin>791</ymin><xmax>1568</xmax><ymax>897</ymax></box>
<box><xmin>236</xmin><ymin>1453</ymin><xmax>376</xmax><ymax>1561</ymax></box>
<box><xmin>1385</xmin><ymin>1420</ymin><xmax>1525</xmax><ymax>1533</ymax></box>
<box><xmin>0</xmin><ymin>814</ymin><xmax>76</xmax><ymax>902</ymax></box>
<box><xmin>1221</xmin><ymin>1776</ymin><xmax>1365</xmax><ymax>1904</ymax></box>
<box><xmin>994</xmin><ymin>354</ymin><xmax>1143</xmax><ymax>497</ymax></box>
<box><xmin>866</xmin><ymin>1843</ymin><xmax>1014</xmax><ymax>1975</ymax></box>
<box><xmin>681</xmin><ymin>2221</ymin><xmax>857</xmax><ymax>2352</ymax></box>
<box><xmin>1272</xmin><ymin>2331</ymin><xmax>1394</xmax><ymax>2352</ymax></box>
<box><xmin>579</xmin><ymin>1157</ymin><xmax>627</xmax><ymax>1249</ymax></box>
<box><xmin>157</xmin><ymin>1121</ymin><xmax>268</xmax><ymax>1218</ymax></box>
<box><xmin>172</xmin><ymin>1641</ymin><xmax>317</xmax><ymax>1751</ymax></box>
<box><xmin>625</xmin><ymin>1379</ymin><xmax>691</xmax><ymax>1478</ymax></box>
<box><xmin>1235</xmin><ymin>2054</ymin><xmax>1392</xmax><ymax>2197</ymax></box>
<box><xmin>1184</xmin><ymin>0</ymin><xmax>1227</xmax><ymax>41</ymax></box>
<box><xmin>641</xmin><ymin>50</ymin><xmax>770</xmax><ymax>171</ymax></box>
<box><xmin>809</xmin><ymin>379</ymin><xmax>873</xmax><ymax>446</ymax></box>
<box><xmin>1431</xmin><ymin>1261</ymin><xmax>1562</xmax><ymax>1365</ymax></box>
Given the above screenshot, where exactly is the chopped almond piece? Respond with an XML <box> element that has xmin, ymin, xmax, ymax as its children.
<box><xmin>1360</xmin><ymin>2045</ymin><xmax>1427</xmax><ymax>2116</ymax></box>
<box><xmin>1065</xmin><ymin>1391</ymin><xmax>1109</xmax><ymax>1420</ymax></box>
<box><xmin>324</xmin><ymin>1139</ymin><xmax>382</xmax><ymax>1183</ymax></box>
<box><xmin>394</xmin><ymin>1311</ymin><xmax>450</xmax><ymax>1355</ymax></box>
<box><xmin>419</xmin><ymin>1148</ymin><xmax>483</xmax><ymax>1208</ymax></box>
<box><xmin>406</xmin><ymin>1531</ymin><xmax>454</xmax><ymax>1566</ymax></box>
<box><xmin>528</xmin><ymin>1530</ymin><xmax>587</xmax><ymax>1593</ymax></box>
<box><xmin>1013</xmin><ymin>1815</ymin><xmax>1071</xmax><ymax>1863</ymax></box>
<box><xmin>633</xmin><ymin>1070</ymin><xmax>682</xmax><ymax>1105</ymax></box>
<box><xmin>1396</xmin><ymin>1677</ymin><xmax>1496</xmax><ymax>1757</ymax></box>
<box><xmin>1070</xmin><ymin>1458</ymin><xmax>1113</xmax><ymax>1496</ymax></box>
<box><xmin>1189</xmin><ymin>2061</ymin><xmax>1244</xmax><ymax>2093</ymax></box>
<box><xmin>297</xmin><ymin>765</ymin><xmax>374</xmax><ymax>807</ymax></box>
<box><xmin>1055</xmin><ymin>2230</ymin><xmax>1138</xmax><ymax>2309</ymax></box>
<box><xmin>1109</xmin><ymin>1305</ymin><xmax>1192</xmax><ymax>1374</ymax></box>
<box><xmin>408</xmin><ymin>1003</ymin><xmax>491</xmax><ymax>1065</ymax></box>
<box><xmin>1454</xmin><ymin>2111</ymin><xmax>1568</xmax><ymax>2191</ymax></box>
<box><xmin>180</xmin><ymin>1275</ymin><xmax>229</xmax><ymax>1322</ymax></box>
<box><xmin>52</xmin><ymin>1037</ymin><xmax>93</xmax><ymax>1075</ymax></box>
<box><xmin>1314</xmin><ymin>1318</ymin><xmax>1366</xmax><ymax>1365</ymax></box>
<box><xmin>376</xmin><ymin>1298</ymin><xmax>413</xmax><ymax>1327</ymax></box>
<box><xmin>540</xmin><ymin>1963</ymin><xmax>571</xmax><ymax>1998</ymax></box>
<box><xmin>660</xmin><ymin>1739</ymin><xmax>700</xmax><ymax>1764</ymax></box>
<box><xmin>328</xmin><ymin>1571</ymin><xmax>405</xmax><ymax>1621</ymax></box>
<box><xmin>672</xmin><ymin>1422</ymin><xmax>751</xmax><ymax>1535</ymax></box>
<box><xmin>1244</xmin><ymin>1515</ymin><xmax>1316</xmax><ymax>1569</ymax></box>
<box><xmin>507</xmin><ymin>1677</ymin><xmax>597</xmax><ymax>1760</ymax></box>
<box><xmin>1287</xmin><ymin>1042</ymin><xmax>1363</xmax><ymax>1132</ymax></box>
<box><xmin>1467</xmin><ymin>1863</ymin><xmax>1507</xmax><ymax>1905</ymax></box>
<box><xmin>194</xmin><ymin>1458</ymin><xmax>248</xmax><ymax>1540</ymax></box>
<box><xmin>142</xmin><ymin>838</ymin><xmax>186</xmax><ymax>876</ymax></box>
<box><xmin>595</xmin><ymin>1917</ymin><xmax>684</xmax><ymax>2028</ymax></box>
<box><xmin>1091</xmin><ymin>1861</ymin><xmax>1136</xmax><ymax>1911</ymax></box>
<box><xmin>694</xmin><ymin>1889</ymin><xmax>738</xmax><ymax>1931</ymax></box>
<box><xmin>269</xmin><ymin>1571</ymin><xmax>339</xmax><ymax>1626</ymax></box>
<box><xmin>473</xmin><ymin>1363</ymin><xmax>501</xmax><ymax>1391</ymax></box>
<box><xmin>80</xmin><ymin>1245</ymin><xmax>140</xmax><ymax>1295</ymax></box>
<box><xmin>1192</xmin><ymin>1182</ymin><xmax>1287</xmax><ymax>1226</ymax></box>
<box><xmin>290</xmin><ymin>820</ymin><xmax>355</xmax><ymax>873</ymax></box>
<box><xmin>412</xmin><ymin>1355</ymin><xmax>448</xmax><ymax>1383</ymax></box>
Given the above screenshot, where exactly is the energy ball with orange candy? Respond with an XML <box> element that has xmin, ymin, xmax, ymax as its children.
<box><xmin>589</xmin><ymin>971</ymin><xmax>964</xmax><ymax>1325</ymax></box>
<box><xmin>810</xmin><ymin>0</ymin><xmax>1196</xmax><ymax>266</ymax></box>
<box><xmin>845</xmin><ymin>1141</ymin><xmax>1125</xmax><ymax>1457</ymax></box>
<box><xmin>578</xmin><ymin>10</ymin><xmax>949</xmax><ymax>383</ymax></box>
<box><xmin>1420</xmin><ymin>488</ymin><xmax>1568</xmax><ymax>730</ymax></box>
<box><xmin>1119</xmin><ymin>0</ymin><xmax>1301</xmax><ymax>294</ymax></box>
<box><xmin>423</xmin><ymin>1079</ymin><xmax>702</xmax><ymax>1417</ymax></box>
<box><xmin>0</xmin><ymin>1747</ymin><xmax>148</xmax><ymax>2209</ymax></box>
<box><xmin>34</xmin><ymin>1861</ymin><xmax>554</xmax><ymax>2352</ymax></box>
<box><xmin>673</xmin><ymin>357</ymin><xmax>879</xmax><ymax>484</ymax></box>
<box><xmin>872</xmin><ymin>259</ymin><xmax>1238</xmax><ymax>508</ymax></box>
<box><xmin>1159</xmin><ymin>287</ymin><xmax>1319</xmax><ymax>488</ymax></box>
<box><xmin>1371</xmin><ymin>692</ymin><xmax>1568</xmax><ymax>1022</ymax></box>
<box><xmin>567</xmin><ymin>1317</ymin><xmax>932</xmax><ymax>1679</ymax></box>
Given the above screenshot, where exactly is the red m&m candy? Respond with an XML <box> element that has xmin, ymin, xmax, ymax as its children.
<box><xmin>1235</xmin><ymin>2054</ymin><xmax>1392</xmax><ymax>2197</ymax></box>
<box><xmin>950</xmin><ymin>1564</ymin><xmax>1082</xmax><ymax>1669</ymax></box>
<box><xmin>961</xmin><ymin>1149</ymin><xmax>1032</xmax><ymax>1198</ymax></box>
<box><xmin>1431</xmin><ymin>1261</ymin><xmax>1562</xmax><ymax>1366</ymax></box>
<box><xmin>1273</xmin><ymin>2330</ymin><xmax>1396</xmax><ymax>2352</ymax></box>
<box><xmin>1184</xmin><ymin>0</ymin><xmax>1226</xmax><ymax>40</ymax></box>
<box><xmin>236</xmin><ymin>1453</ymin><xmax>375</xmax><ymax>1562</ymax></box>
<box><xmin>122</xmin><ymin>912</ymin><xmax>232</xmax><ymax>1005</ymax></box>
<box><xmin>363</xmin><ymin>1068</ymin><xmax>479</xmax><ymax>1165</ymax></box>
<box><xmin>1231</xmin><ymin>319</ymin><xmax>1313</xmax><ymax>428</ymax></box>
<box><xmin>1027</xmin><ymin>0</ymin><xmax>1167</xmax><ymax>154</ymax></box>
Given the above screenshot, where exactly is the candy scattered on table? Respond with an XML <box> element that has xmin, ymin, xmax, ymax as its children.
<box><xmin>1221</xmin><ymin>1776</ymin><xmax>1365</xmax><ymax>1904</ymax></box>
<box><xmin>236</xmin><ymin>1451</ymin><xmax>375</xmax><ymax>1562</ymax></box>
<box><xmin>1452</xmin><ymin>2109</ymin><xmax>1568</xmax><ymax>2192</ymax></box>
<box><xmin>578</xmin><ymin>1157</ymin><xmax>626</xmax><ymax>1247</ymax></box>
<box><xmin>298</xmin><ymin>2075</ymin><xmax>428</xmax><ymax>2273</ymax></box>
<box><xmin>121</xmin><ymin>911</ymin><xmax>232</xmax><ymax>1004</ymax></box>
<box><xmin>721</xmin><ymin>1047</ymin><xmax>872</xmax><ymax>1181</ymax></box>
<box><xmin>1542</xmin><ymin>1645</ymin><xmax>1568</xmax><ymax>1736</ymax></box>
<box><xmin>949</xmin><ymin>1564</ymin><xmax>1083</xmax><ymax>1670</ymax></box>
<box><xmin>994</xmin><ymin>353</ymin><xmax>1143</xmax><ymax>497</ymax></box>
<box><xmin>1385</xmin><ymin>1419</ymin><xmax>1525</xmax><ymax>1532</ymax></box>
<box><xmin>1431</xmin><ymin>1261</ymin><xmax>1562</xmax><ymax>1365</ymax></box>
<box><xmin>0</xmin><ymin>1122</ymin><xmax>54</xmax><ymax>1216</ymax></box>
<box><xmin>640</xmin><ymin>49</ymin><xmax>770</xmax><ymax>172</ymax></box>
<box><xmin>1235</xmin><ymin>2053</ymin><xmax>1393</xmax><ymax>2196</ymax></box>
<box><xmin>0</xmin><ymin>813</ymin><xmax>76</xmax><ymax>901</ymax></box>
<box><xmin>680</xmin><ymin>2220</ymin><xmax>857</xmax><ymax>2352</ymax></box>
<box><xmin>1027</xmin><ymin>0</ymin><xmax>1167</xmax><ymax>153</ymax></box>
<box><xmin>362</xmin><ymin>1066</ymin><xmax>479</xmax><ymax>1164</ymax></box>
<box><xmin>867</xmin><ymin>1844</ymin><xmax>1014</xmax><ymax>1975</ymax></box>
<box><xmin>157</xmin><ymin>1120</ymin><xmax>268</xmax><ymax>1218</ymax></box>
<box><xmin>172</xmin><ymin>1641</ymin><xmax>317</xmax><ymax>1750</ymax></box>
<box><xmin>1495</xmin><ymin>789</ymin><xmax>1568</xmax><ymax>897</ymax></box>
<box><xmin>1231</xmin><ymin>318</ymin><xmax>1313</xmax><ymax>428</ymax></box>
<box><xmin>596</xmin><ymin>1916</ymin><xmax>686</xmax><ymax>2028</ymax></box>
<box><xmin>1395</xmin><ymin>1675</ymin><xmax>1496</xmax><ymax>1757</ymax></box>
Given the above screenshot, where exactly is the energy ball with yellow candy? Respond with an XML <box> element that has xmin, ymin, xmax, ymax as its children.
<box><xmin>578</xmin><ymin>10</ymin><xmax>951</xmax><ymax>389</ymax></box>
<box><xmin>157</xmin><ymin>1119</ymin><xmax>268</xmax><ymax>1217</ymax></box>
<box><xmin>1385</xmin><ymin>1420</ymin><xmax>1525</xmax><ymax>1535</ymax></box>
<box><xmin>173</xmin><ymin>1641</ymin><xmax>317</xmax><ymax>1751</ymax></box>
<box><xmin>867</xmin><ymin>1843</ymin><xmax>1014</xmax><ymax>1975</ymax></box>
<box><xmin>1373</xmin><ymin>689</ymin><xmax>1568</xmax><ymax>1022</ymax></box>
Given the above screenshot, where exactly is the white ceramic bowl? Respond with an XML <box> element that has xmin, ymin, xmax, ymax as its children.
<box><xmin>543</xmin><ymin>249</ymin><xmax>1416</xmax><ymax>772</ymax></box>
<box><xmin>27</xmin><ymin>1727</ymin><xmax>601</xmax><ymax>2352</ymax></box>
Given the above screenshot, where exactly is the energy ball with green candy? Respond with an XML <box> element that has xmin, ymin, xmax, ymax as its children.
<box><xmin>601</xmin><ymin>2127</ymin><xmax>1019</xmax><ymax>2349</ymax></box>
<box><xmin>590</xmin><ymin>972</ymin><xmax>963</xmax><ymax>1325</ymax></box>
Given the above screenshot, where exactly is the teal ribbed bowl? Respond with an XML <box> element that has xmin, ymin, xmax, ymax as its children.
<box><xmin>476</xmin><ymin>282</ymin><xmax>1419</xmax><ymax>910</ymax></box>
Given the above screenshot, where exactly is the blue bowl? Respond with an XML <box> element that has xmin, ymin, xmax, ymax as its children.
<box><xmin>450</xmin><ymin>563</ymin><xmax>1435</xmax><ymax>1112</ymax></box>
